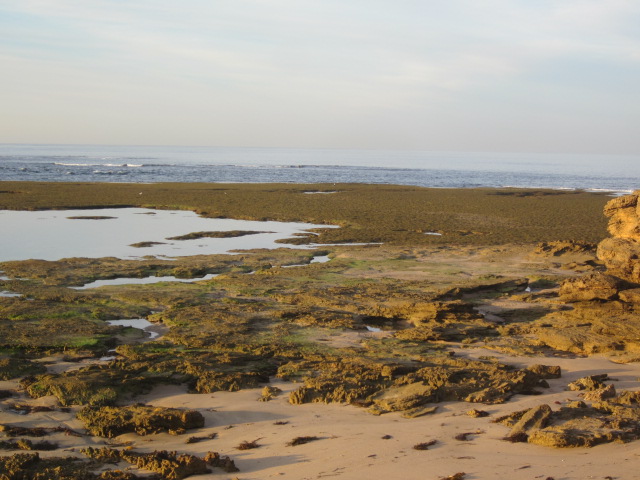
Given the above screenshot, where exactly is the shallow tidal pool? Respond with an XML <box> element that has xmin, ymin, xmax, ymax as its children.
<box><xmin>0</xmin><ymin>208</ymin><xmax>335</xmax><ymax>261</ymax></box>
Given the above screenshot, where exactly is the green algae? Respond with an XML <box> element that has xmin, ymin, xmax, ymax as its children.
<box><xmin>0</xmin><ymin>248</ymin><xmax>320</xmax><ymax>287</ymax></box>
<box><xmin>2</xmin><ymin>239</ymin><xmax>591</xmax><ymax>409</ymax></box>
<box><xmin>0</xmin><ymin>290</ymin><xmax>145</xmax><ymax>354</ymax></box>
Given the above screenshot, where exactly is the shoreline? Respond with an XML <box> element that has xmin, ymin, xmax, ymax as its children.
<box><xmin>3</xmin><ymin>145</ymin><xmax>639</xmax><ymax>193</ymax></box>
<box><xmin>0</xmin><ymin>178</ymin><xmax>633</xmax><ymax>197</ymax></box>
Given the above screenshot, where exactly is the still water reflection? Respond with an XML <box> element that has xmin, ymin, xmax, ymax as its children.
<box><xmin>0</xmin><ymin>208</ymin><xmax>335</xmax><ymax>261</ymax></box>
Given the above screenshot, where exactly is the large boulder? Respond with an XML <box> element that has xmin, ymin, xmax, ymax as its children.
<box><xmin>603</xmin><ymin>193</ymin><xmax>640</xmax><ymax>238</ymax></box>
<box><xmin>560</xmin><ymin>191</ymin><xmax>640</xmax><ymax>304</ymax></box>
<box><xmin>597</xmin><ymin>237</ymin><xmax>640</xmax><ymax>284</ymax></box>
<box><xmin>597</xmin><ymin>191</ymin><xmax>640</xmax><ymax>283</ymax></box>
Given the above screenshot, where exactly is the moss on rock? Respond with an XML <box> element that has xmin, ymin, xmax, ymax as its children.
<box><xmin>77</xmin><ymin>405</ymin><xmax>205</xmax><ymax>438</ymax></box>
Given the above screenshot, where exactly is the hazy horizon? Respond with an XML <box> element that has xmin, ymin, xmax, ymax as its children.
<box><xmin>1</xmin><ymin>1</ymin><xmax>639</xmax><ymax>155</ymax></box>
<box><xmin>5</xmin><ymin>142</ymin><xmax>640</xmax><ymax>157</ymax></box>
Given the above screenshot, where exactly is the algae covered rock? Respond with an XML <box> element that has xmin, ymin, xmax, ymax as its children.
<box><xmin>392</xmin><ymin>299</ymin><xmax>498</xmax><ymax>342</ymax></box>
<box><xmin>0</xmin><ymin>356</ymin><xmax>46</xmax><ymax>380</ymax></box>
<box><xmin>81</xmin><ymin>446</ymin><xmax>238</xmax><ymax>478</ymax></box>
<box><xmin>259</xmin><ymin>385</ymin><xmax>282</xmax><ymax>402</ymax></box>
<box><xmin>189</xmin><ymin>370</ymin><xmax>270</xmax><ymax>394</ymax></box>
<box><xmin>21</xmin><ymin>363</ymin><xmax>180</xmax><ymax>407</ymax></box>
<box><xmin>77</xmin><ymin>404</ymin><xmax>204</xmax><ymax>438</ymax></box>
<box><xmin>394</xmin><ymin>322</ymin><xmax>497</xmax><ymax>342</ymax></box>
<box><xmin>122</xmin><ymin>450</ymin><xmax>211</xmax><ymax>479</ymax></box>
<box><xmin>285</xmin><ymin>354</ymin><xmax>551</xmax><ymax>415</ymax></box>
<box><xmin>0</xmin><ymin>452</ymin><xmax>99</xmax><ymax>480</ymax></box>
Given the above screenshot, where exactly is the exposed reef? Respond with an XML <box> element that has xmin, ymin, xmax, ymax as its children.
<box><xmin>0</xmin><ymin>182</ymin><xmax>609</xmax><ymax>245</ymax></box>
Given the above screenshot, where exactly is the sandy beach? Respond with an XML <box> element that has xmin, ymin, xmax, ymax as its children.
<box><xmin>2</xmin><ymin>351</ymin><xmax>640</xmax><ymax>479</ymax></box>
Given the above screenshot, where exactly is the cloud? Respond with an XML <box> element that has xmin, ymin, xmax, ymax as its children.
<box><xmin>1</xmin><ymin>0</ymin><xmax>639</xmax><ymax>151</ymax></box>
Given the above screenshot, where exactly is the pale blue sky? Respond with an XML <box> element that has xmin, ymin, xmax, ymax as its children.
<box><xmin>1</xmin><ymin>0</ymin><xmax>639</xmax><ymax>153</ymax></box>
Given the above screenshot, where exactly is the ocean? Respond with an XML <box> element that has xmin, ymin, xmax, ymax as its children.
<box><xmin>1</xmin><ymin>144</ymin><xmax>638</xmax><ymax>194</ymax></box>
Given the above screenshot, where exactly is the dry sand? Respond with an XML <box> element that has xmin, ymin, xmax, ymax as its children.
<box><xmin>3</xmin><ymin>350</ymin><xmax>640</xmax><ymax>480</ymax></box>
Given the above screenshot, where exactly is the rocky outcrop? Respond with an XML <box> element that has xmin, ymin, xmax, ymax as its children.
<box><xmin>597</xmin><ymin>191</ymin><xmax>640</xmax><ymax>284</ymax></box>
<box><xmin>558</xmin><ymin>191</ymin><xmax>640</xmax><ymax>303</ymax></box>
<box><xmin>497</xmin><ymin>389</ymin><xmax>640</xmax><ymax>447</ymax></box>
<box><xmin>558</xmin><ymin>273</ymin><xmax>625</xmax><ymax>302</ymax></box>
<box><xmin>603</xmin><ymin>194</ymin><xmax>640</xmax><ymax>238</ymax></box>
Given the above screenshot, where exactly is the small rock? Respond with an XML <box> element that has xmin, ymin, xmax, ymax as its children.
<box><xmin>401</xmin><ymin>406</ymin><xmax>438</xmax><ymax>419</ymax></box>
<box><xmin>568</xmin><ymin>374</ymin><xmax>609</xmax><ymax>392</ymax></box>
<box><xmin>466</xmin><ymin>409</ymin><xmax>489</xmax><ymax>418</ymax></box>
<box><xmin>583</xmin><ymin>384</ymin><xmax>616</xmax><ymax>402</ymax></box>
<box><xmin>526</xmin><ymin>364</ymin><xmax>562</xmax><ymax>379</ymax></box>
<box><xmin>507</xmin><ymin>404</ymin><xmax>552</xmax><ymax>440</ymax></box>
<box><xmin>439</xmin><ymin>473</ymin><xmax>465</xmax><ymax>480</ymax></box>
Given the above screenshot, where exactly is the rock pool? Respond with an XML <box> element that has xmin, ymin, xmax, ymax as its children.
<box><xmin>0</xmin><ymin>208</ymin><xmax>335</xmax><ymax>261</ymax></box>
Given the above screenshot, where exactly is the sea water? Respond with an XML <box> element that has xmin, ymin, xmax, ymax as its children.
<box><xmin>0</xmin><ymin>207</ymin><xmax>334</xmax><ymax>262</ymax></box>
<box><xmin>1</xmin><ymin>144</ymin><xmax>638</xmax><ymax>193</ymax></box>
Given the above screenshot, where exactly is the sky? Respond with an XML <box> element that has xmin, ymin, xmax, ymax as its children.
<box><xmin>1</xmin><ymin>0</ymin><xmax>639</xmax><ymax>153</ymax></box>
